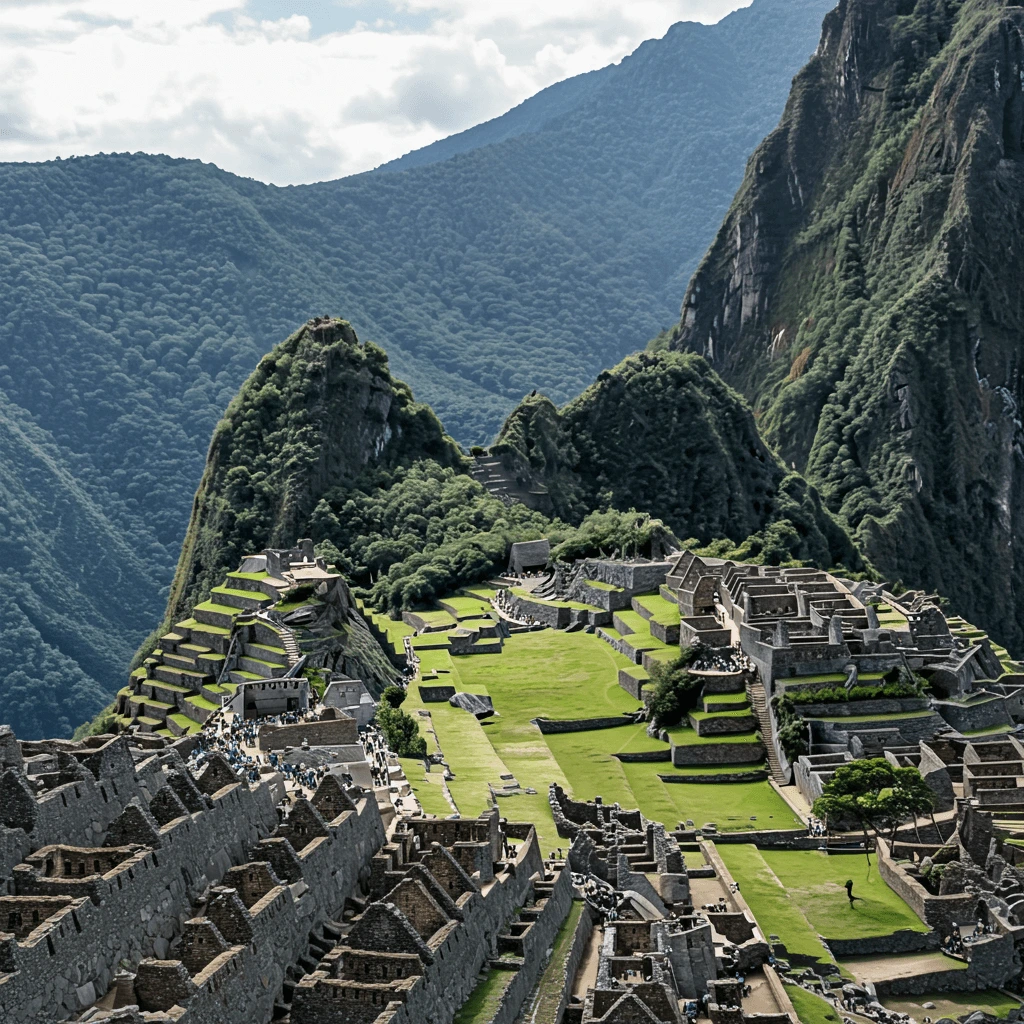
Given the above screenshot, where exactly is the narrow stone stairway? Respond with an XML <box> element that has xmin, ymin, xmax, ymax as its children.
<box><xmin>746</xmin><ymin>678</ymin><xmax>787</xmax><ymax>783</ymax></box>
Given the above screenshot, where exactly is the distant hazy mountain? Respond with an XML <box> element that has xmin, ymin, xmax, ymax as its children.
<box><xmin>0</xmin><ymin>0</ymin><xmax>834</xmax><ymax>736</ymax></box>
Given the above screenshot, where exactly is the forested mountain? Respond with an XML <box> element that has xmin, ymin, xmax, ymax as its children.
<box><xmin>667</xmin><ymin>0</ymin><xmax>1024</xmax><ymax>651</ymax></box>
<box><xmin>161</xmin><ymin>318</ymin><xmax>863</xmax><ymax>661</ymax></box>
<box><xmin>0</xmin><ymin>0</ymin><xmax>836</xmax><ymax>737</ymax></box>
<box><xmin>492</xmin><ymin>351</ymin><xmax>863</xmax><ymax>573</ymax></box>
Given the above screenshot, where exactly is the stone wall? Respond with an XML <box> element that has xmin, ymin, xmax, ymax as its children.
<box><xmin>822</xmin><ymin>930</ymin><xmax>939</xmax><ymax>958</ymax></box>
<box><xmin>0</xmin><ymin>746</ymin><xmax>386</xmax><ymax>1024</ymax></box>
<box><xmin>0</xmin><ymin>771</ymin><xmax>281</xmax><ymax>1022</ymax></box>
<box><xmin>290</xmin><ymin>829</ymin><xmax>548</xmax><ymax>1024</ymax></box>
<box><xmin>875</xmin><ymin>838</ymin><xmax>977</xmax><ymax>934</ymax></box>
<box><xmin>670</xmin><ymin>740</ymin><xmax>765</xmax><ymax>766</ymax></box>
<box><xmin>933</xmin><ymin>696</ymin><xmax>1014</xmax><ymax>734</ymax></box>
<box><xmin>794</xmin><ymin>698</ymin><xmax>929</xmax><ymax>718</ymax></box>
<box><xmin>588</xmin><ymin>561</ymin><xmax>674</xmax><ymax>593</ymax></box>
<box><xmin>258</xmin><ymin>717</ymin><xmax>358</xmax><ymax>751</ymax></box>
<box><xmin>534</xmin><ymin>716</ymin><xmax>636</xmax><ymax>735</ymax></box>
<box><xmin>472</xmin><ymin>867</ymin><xmax>574</xmax><ymax>1024</ymax></box>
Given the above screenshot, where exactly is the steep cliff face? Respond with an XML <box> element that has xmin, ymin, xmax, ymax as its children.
<box><xmin>168</xmin><ymin>317</ymin><xmax>464</xmax><ymax>622</ymax></box>
<box><xmin>670</xmin><ymin>0</ymin><xmax>1024</xmax><ymax>649</ymax></box>
<box><xmin>493</xmin><ymin>352</ymin><xmax>864</xmax><ymax>570</ymax></box>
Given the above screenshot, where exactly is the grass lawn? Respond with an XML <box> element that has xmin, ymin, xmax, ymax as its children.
<box><xmin>521</xmin><ymin>901</ymin><xmax>586</xmax><ymax>1022</ymax></box>
<box><xmin>441</xmin><ymin>595</ymin><xmax>493</xmax><ymax>619</ymax></box>
<box><xmin>718</xmin><ymin>846</ymin><xmax>927</xmax><ymax>970</ymax></box>
<box><xmin>453</xmin><ymin>967</ymin><xmax>513</xmax><ymax>1023</ymax></box>
<box><xmin>399</xmin><ymin>757</ymin><xmax>452</xmax><ymax>817</ymax></box>
<box><xmin>760</xmin><ymin>850</ymin><xmax>928</xmax><ymax>940</ymax></box>
<box><xmin>881</xmin><ymin>991</ymin><xmax>1020</xmax><ymax>1020</ymax></box>
<box><xmin>405</xmin><ymin>627</ymin><xmax>797</xmax><ymax>847</ymax></box>
<box><xmin>716</xmin><ymin>844</ymin><xmax>834</xmax><ymax>966</ymax></box>
<box><xmin>786</xmin><ymin>984</ymin><xmax>841</xmax><ymax>1024</ymax></box>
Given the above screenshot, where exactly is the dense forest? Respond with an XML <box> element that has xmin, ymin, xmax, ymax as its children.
<box><xmin>667</xmin><ymin>0</ymin><xmax>1024</xmax><ymax>652</ymax></box>
<box><xmin>0</xmin><ymin>0</ymin><xmax>835</xmax><ymax>737</ymax></box>
<box><xmin>492</xmin><ymin>351</ymin><xmax>865</xmax><ymax>573</ymax></box>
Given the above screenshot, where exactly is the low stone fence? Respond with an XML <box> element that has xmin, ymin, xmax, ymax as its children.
<box><xmin>660</xmin><ymin>770</ymin><xmax>767</xmax><ymax>783</ymax></box>
<box><xmin>615</xmin><ymin>750</ymin><xmax>671</xmax><ymax>763</ymax></box>
<box><xmin>534</xmin><ymin>716</ymin><xmax>637</xmax><ymax>735</ymax></box>
<box><xmin>822</xmin><ymin>929</ymin><xmax>938</xmax><ymax>958</ymax></box>
<box><xmin>711</xmin><ymin>829</ymin><xmax>818</xmax><ymax>849</ymax></box>
<box><xmin>795</xmin><ymin>697</ymin><xmax>929</xmax><ymax>718</ymax></box>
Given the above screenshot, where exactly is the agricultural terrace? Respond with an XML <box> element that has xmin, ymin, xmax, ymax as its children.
<box><xmin>402</xmin><ymin>629</ymin><xmax>800</xmax><ymax>848</ymax></box>
<box><xmin>717</xmin><ymin>845</ymin><xmax>929</xmax><ymax>970</ymax></box>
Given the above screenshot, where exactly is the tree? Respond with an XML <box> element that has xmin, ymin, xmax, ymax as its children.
<box><xmin>375</xmin><ymin>701</ymin><xmax>427</xmax><ymax>759</ymax></box>
<box><xmin>813</xmin><ymin>758</ymin><xmax>935</xmax><ymax>864</ymax></box>
<box><xmin>381</xmin><ymin>685</ymin><xmax>407</xmax><ymax>709</ymax></box>
<box><xmin>648</xmin><ymin>645</ymin><xmax>704</xmax><ymax>728</ymax></box>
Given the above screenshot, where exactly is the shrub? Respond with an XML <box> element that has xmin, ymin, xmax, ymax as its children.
<box><xmin>375</xmin><ymin>702</ymin><xmax>427</xmax><ymax>759</ymax></box>
<box><xmin>382</xmin><ymin>685</ymin><xmax>407</xmax><ymax>709</ymax></box>
<box><xmin>649</xmin><ymin>645</ymin><xmax>704</xmax><ymax>728</ymax></box>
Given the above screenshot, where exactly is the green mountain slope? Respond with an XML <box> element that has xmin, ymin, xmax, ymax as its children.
<box><xmin>166</xmin><ymin>323</ymin><xmax>864</xmax><ymax>650</ymax></box>
<box><xmin>669</xmin><ymin>0</ymin><xmax>1024</xmax><ymax>652</ymax></box>
<box><xmin>0</xmin><ymin>0</ymin><xmax>836</xmax><ymax>736</ymax></box>
<box><xmin>0</xmin><ymin>393</ymin><xmax>154</xmax><ymax>737</ymax></box>
<box><xmin>492</xmin><ymin>351</ymin><xmax>863</xmax><ymax>570</ymax></box>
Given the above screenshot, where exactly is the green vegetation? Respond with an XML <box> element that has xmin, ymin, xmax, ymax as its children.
<box><xmin>452</xmin><ymin>968</ymin><xmax>513</xmax><ymax>1023</ymax></box>
<box><xmin>648</xmin><ymin>647</ymin><xmax>707</xmax><ymax>728</ymax></box>
<box><xmin>375</xmin><ymin>701</ymin><xmax>427</xmax><ymax>759</ymax></box>
<box><xmin>401</xmin><ymin>629</ymin><xmax>797</xmax><ymax>841</ymax></box>
<box><xmin>521</xmin><ymin>901</ymin><xmax>586</xmax><ymax>1022</ymax></box>
<box><xmin>785</xmin><ymin>984</ymin><xmax>841</xmax><ymax>1024</ymax></box>
<box><xmin>398</xmin><ymin>758</ymin><xmax>452</xmax><ymax>818</ymax></box>
<box><xmin>719</xmin><ymin>845</ymin><xmax>925</xmax><ymax>971</ymax></box>
<box><xmin>494</xmin><ymin>354</ymin><xmax>864</xmax><ymax>571</ymax></box>
<box><xmin>0</xmin><ymin>0</ymin><xmax>836</xmax><ymax>737</ymax></box>
<box><xmin>813</xmin><ymin>758</ymin><xmax>935</xmax><ymax>857</ymax></box>
<box><xmin>668</xmin><ymin>0</ymin><xmax>1024</xmax><ymax>653</ymax></box>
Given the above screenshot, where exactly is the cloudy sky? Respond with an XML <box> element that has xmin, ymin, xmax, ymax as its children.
<box><xmin>0</xmin><ymin>0</ymin><xmax>750</xmax><ymax>185</ymax></box>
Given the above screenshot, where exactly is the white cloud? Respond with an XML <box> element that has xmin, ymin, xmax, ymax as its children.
<box><xmin>0</xmin><ymin>0</ymin><xmax>751</xmax><ymax>185</ymax></box>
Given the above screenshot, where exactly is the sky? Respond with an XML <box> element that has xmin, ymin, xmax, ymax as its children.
<box><xmin>0</xmin><ymin>0</ymin><xmax>751</xmax><ymax>185</ymax></box>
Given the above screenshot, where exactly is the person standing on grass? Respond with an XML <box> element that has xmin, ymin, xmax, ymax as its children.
<box><xmin>844</xmin><ymin>879</ymin><xmax>863</xmax><ymax>907</ymax></box>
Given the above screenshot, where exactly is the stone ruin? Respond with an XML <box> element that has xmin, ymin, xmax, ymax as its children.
<box><xmin>0</xmin><ymin>718</ymin><xmax>568</xmax><ymax>1024</ymax></box>
<box><xmin>547</xmin><ymin>785</ymin><xmax>794</xmax><ymax>1024</ymax></box>
<box><xmin>118</xmin><ymin>540</ymin><xmax>398</xmax><ymax>740</ymax></box>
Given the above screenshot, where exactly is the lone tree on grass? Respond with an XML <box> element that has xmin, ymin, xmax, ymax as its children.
<box><xmin>813</xmin><ymin>758</ymin><xmax>934</xmax><ymax>864</ymax></box>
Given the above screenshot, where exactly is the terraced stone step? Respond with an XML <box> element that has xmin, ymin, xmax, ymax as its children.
<box><xmin>238</xmin><ymin>655</ymin><xmax>283</xmax><ymax>678</ymax></box>
<box><xmin>229</xmin><ymin>669</ymin><xmax>266</xmax><ymax>684</ymax></box>
<box><xmin>703</xmin><ymin>693</ymin><xmax>750</xmax><ymax>713</ymax></box>
<box><xmin>162</xmin><ymin>651</ymin><xmax>199</xmax><ymax>671</ymax></box>
<box><xmin>168</xmin><ymin>713</ymin><xmax>202</xmax><ymax>737</ymax></box>
<box><xmin>153</xmin><ymin>664</ymin><xmax>211</xmax><ymax>687</ymax></box>
<box><xmin>246</xmin><ymin>643</ymin><xmax>289</xmax><ymax>666</ymax></box>
<box><xmin>688</xmin><ymin>708</ymin><xmax>759</xmax><ymax>736</ymax></box>
<box><xmin>193</xmin><ymin>601</ymin><xmax>241</xmax><ymax>630</ymax></box>
<box><xmin>210</xmin><ymin>585</ymin><xmax>272</xmax><ymax>611</ymax></box>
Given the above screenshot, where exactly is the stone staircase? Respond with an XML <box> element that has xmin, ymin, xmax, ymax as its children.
<box><xmin>746</xmin><ymin>678</ymin><xmax>787</xmax><ymax>784</ymax></box>
<box><xmin>279</xmin><ymin>628</ymin><xmax>301</xmax><ymax>668</ymax></box>
<box><xmin>470</xmin><ymin>455</ymin><xmax>552</xmax><ymax>511</ymax></box>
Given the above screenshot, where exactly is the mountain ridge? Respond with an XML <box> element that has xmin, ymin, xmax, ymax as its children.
<box><xmin>668</xmin><ymin>0</ymin><xmax>1024</xmax><ymax>651</ymax></box>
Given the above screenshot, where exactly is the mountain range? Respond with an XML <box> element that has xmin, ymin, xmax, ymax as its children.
<box><xmin>0</xmin><ymin>0</ymin><xmax>835</xmax><ymax>737</ymax></box>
